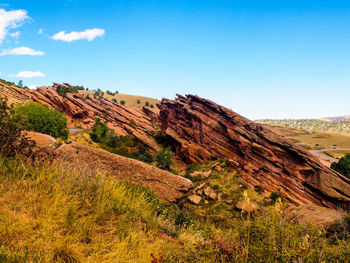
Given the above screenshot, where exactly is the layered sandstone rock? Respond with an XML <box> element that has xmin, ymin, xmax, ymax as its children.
<box><xmin>30</xmin><ymin>86</ymin><xmax>161</xmax><ymax>152</ymax></box>
<box><xmin>158</xmin><ymin>94</ymin><xmax>350</xmax><ymax>209</ymax></box>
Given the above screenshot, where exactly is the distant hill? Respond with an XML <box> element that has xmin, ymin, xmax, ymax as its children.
<box><xmin>319</xmin><ymin>115</ymin><xmax>350</xmax><ymax>122</ymax></box>
<box><xmin>256</xmin><ymin>119</ymin><xmax>350</xmax><ymax>135</ymax></box>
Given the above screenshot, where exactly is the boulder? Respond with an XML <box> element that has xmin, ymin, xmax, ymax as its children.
<box><xmin>188</xmin><ymin>195</ymin><xmax>202</xmax><ymax>205</ymax></box>
<box><xmin>284</xmin><ymin>204</ymin><xmax>346</xmax><ymax>228</ymax></box>
<box><xmin>204</xmin><ymin>187</ymin><xmax>217</xmax><ymax>200</ymax></box>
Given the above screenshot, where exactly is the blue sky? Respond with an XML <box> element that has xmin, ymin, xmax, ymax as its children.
<box><xmin>0</xmin><ymin>0</ymin><xmax>349</xmax><ymax>119</ymax></box>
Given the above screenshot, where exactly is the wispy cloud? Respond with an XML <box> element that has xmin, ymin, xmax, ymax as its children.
<box><xmin>13</xmin><ymin>71</ymin><xmax>45</xmax><ymax>78</ymax></box>
<box><xmin>10</xmin><ymin>31</ymin><xmax>20</xmax><ymax>38</ymax></box>
<box><xmin>38</xmin><ymin>28</ymin><xmax>43</xmax><ymax>34</ymax></box>
<box><xmin>52</xmin><ymin>28</ymin><xmax>105</xmax><ymax>42</ymax></box>
<box><xmin>0</xmin><ymin>46</ymin><xmax>44</xmax><ymax>56</ymax></box>
<box><xmin>0</xmin><ymin>8</ymin><xmax>29</xmax><ymax>44</ymax></box>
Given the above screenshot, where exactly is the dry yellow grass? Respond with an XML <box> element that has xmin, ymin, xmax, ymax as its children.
<box><xmin>78</xmin><ymin>90</ymin><xmax>160</xmax><ymax>113</ymax></box>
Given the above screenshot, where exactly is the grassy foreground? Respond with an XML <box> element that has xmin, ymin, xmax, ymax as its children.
<box><xmin>0</xmin><ymin>157</ymin><xmax>349</xmax><ymax>263</ymax></box>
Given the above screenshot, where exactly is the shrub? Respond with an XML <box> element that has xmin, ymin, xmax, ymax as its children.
<box><xmin>145</xmin><ymin>101</ymin><xmax>150</xmax><ymax>107</ymax></box>
<box><xmin>89</xmin><ymin>118</ymin><xmax>109</xmax><ymax>143</ymax></box>
<box><xmin>56</xmin><ymin>85</ymin><xmax>78</xmax><ymax>98</ymax></box>
<box><xmin>137</xmin><ymin>99</ymin><xmax>141</xmax><ymax>104</ymax></box>
<box><xmin>14</xmin><ymin>102</ymin><xmax>69</xmax><ymax>139</ymax></box>
<box><xmin>112</xmin><ymin>98</ymin><xmax>117</xmax><ymax>103</ymax></box>
<box><xmin>331</xmin><ymin>154</ymin><xmax>350</xmax><ymax>178</ymax></box>
<box><xmin>0</xmin><ymin>98</ymin><xmax>35</xmax><ymax>157</ymax></box>
<box><xmin>150</xmin><ymin>104</ymin><xmax>154</xmax><ymax>108</ymax></box>
<box><xmin>120</xmin><ymin>100</ymin><xmax>126</xmax><ymax>106</ymax></box>
<box><xmin>154</xmin><ymin>148</ymin><xmax>173</xmax><ymax>170</ymax></box>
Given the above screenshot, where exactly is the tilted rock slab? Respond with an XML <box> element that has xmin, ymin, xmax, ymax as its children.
<box><xmin>29</xmin><ymin>86</ymin><xmax>161</xmax><ymax>152</ymax></box>
<box><xmin>24</xmin><ymin>132</ymin><xmax>193</xmax><ymax>204</ymax></box>
<box><xmin>54</xmin><ymin>142</ymin><xmax>193</xmax><ymax>204</ymax></box>
<box><xmin>158</xmin><ymin>94</ymin><xmax>350</xmax><ymax>210</ymax></box>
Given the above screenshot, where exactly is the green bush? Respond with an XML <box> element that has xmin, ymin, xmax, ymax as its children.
<box><xmin>14</xmin><ymin>103</ymin><xmax>69</xmax><ymax>139</ymax></box>
<box><xmin>331</xmin><ymin>154</ymin><xmax>350</xmax><ymax>178</ymax></box>
<box><xmin>154</xmin><ymin>148</ymin><xmax>173</xmax><ymax>170</ymax></box>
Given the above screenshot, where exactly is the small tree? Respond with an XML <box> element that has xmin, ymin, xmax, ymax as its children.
<box><xmin>150</xmin><ymin>104</ymin><xmax>154</xmax><ymax>108</ymax></box>
<box><xmin>154</xmin><ymin>148</ymin><xmax>173</xmax><ymax>170</ymax></box>
<box><xmin>0</xmin><ymin>98</ymin><xmax>34</xmax><ymax>157</ymax></box>
<box><xmin>145</xmin><ymin>101</ymin><xmax>150</xmax><ymax>107</ymax></box>
<box><xmin>331</xmin><ymin>154</ymin><xmax>350</xmax><ymax>178</ymax></box>
<box><xmin>112</xmin><ymin>98</ymin><xmax>117</xmax><ymax>103</ymax></box>
<box><xmin>18</xmin><ymin>80</ymin><xmax>23</xmax><ymax>88</ymax></box>
<box><xmin>137</xmin><ymin>99</ymin><xmax>141</xmax><ymax>104</ymax></box>
<box><xmin>120</xmin><ymin>100</ymin><xmax>126</xmax><ymax>106</ymax></box>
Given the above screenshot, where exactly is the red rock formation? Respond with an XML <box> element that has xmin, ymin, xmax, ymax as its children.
<box><xmin>158</xmin><ymin>94</ymin><xmax>350</xmax><ymax>210</ymax></box>
<box><xmin>27</xmin><ymin>86</ymin><xmax>161</xmax><ymax>152</ymax></box>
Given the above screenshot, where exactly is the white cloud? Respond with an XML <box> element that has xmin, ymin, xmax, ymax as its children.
<box><xmin>38</xmin><ymin>28</ymin><xmax>43</xmax><ymax>34</ymax></box>
<box><xmin>0</xmin><ymin>46</ymin><xmax>44</xmax><ymax>56</ymax></box>
<box><xmin>13</xmin><ymin>71</ymin><xmax>45</xmax><ymax>78</ymax></box>
<box><xmin>28</xmin><ymin>84</ymin><xmax>38</xmax><ymax>90</ymax></box>
<box><xmin>0</xmin><ymin>8</ymin><xmax>29</xmax><ymax>44</ymax></box>
<box><xmin>52</xmin><ymin>28</ymin><xmax>105</xmax><ymax>42</ymax></box>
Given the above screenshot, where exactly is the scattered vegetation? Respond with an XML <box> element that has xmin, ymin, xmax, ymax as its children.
<box><xmin>93</xmin><ymin>89</ymin><xmax>104</xmax><ymax>98</ymax></box>
<box><xmin>89</xmin><ymin>118</ymin><xmax>153</xmax><ymax>163</ymax></box>
<box><xmin>120</xmin><ymin>100</ymin><xmax>126</xmax><ymax>105</ymax></box>
<box><xmin>14</xmin><ymin>102</ymin><xmax>69</xmax><ymax>139</ymax></box>
<box><xmin>331</xmin><ymin>154</ymin><xmax>350</xmax><ymax>178</ymax></box>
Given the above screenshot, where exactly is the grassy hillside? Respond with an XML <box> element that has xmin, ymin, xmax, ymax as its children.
<box><xmin>266</xmin><ymin>125</ymin><xmax>350</xmax><ymax>149</ymax></box>
<box><xmin>0</xmin><ymin>156</ymin><xmax>348</xmax><ymax>262</ymax></box>
<box><xmin>79</xmin><ymin>90</ymin><xmax>160</xmax><ymax>113</ymax></box>
<box><xmin>257</xmin><ymin>119</ymin><xmax>350</xmax><ymax>135</ymax></box>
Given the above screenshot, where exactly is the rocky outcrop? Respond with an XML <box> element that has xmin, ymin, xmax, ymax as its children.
<box><xmin>158</xmin><ymin>94</ymin><xmax>350</xmax><ymax>210</ymax></box>
<box><xmin>27</xmin><ymin>132</ymin><xmax>193</xmax><ymax>204</ymax></box>
<box><xmin>18</xmin><ymin>85</ymin><xmax>161</xmax><ymax>153</ymax></box>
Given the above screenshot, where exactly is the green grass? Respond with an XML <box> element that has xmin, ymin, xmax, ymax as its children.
<box><xmin>0</xmin><ymin>156</ymin><xmax>348</xmax><ymax>262</ymax></box>
<box><xmin>324</xmin><ymin>150</ymin><xmax>350</xmax><ymax>159</ymax></box>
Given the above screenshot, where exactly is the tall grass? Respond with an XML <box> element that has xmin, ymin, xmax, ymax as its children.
<box><xmin>0</xmin><ymin>156</ymin><xmax>348</xmax><ymax>262</ymax></box>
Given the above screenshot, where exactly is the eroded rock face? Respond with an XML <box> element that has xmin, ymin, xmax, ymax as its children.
<box><xmin>29</xmin><ymin>86</ymin><xmax>160</xmax><ymax>153</ymax></box>
<box><xmin>158</xmin><ymin>94</ymin><xmax>350</xmax><ymax>210</ymax></box>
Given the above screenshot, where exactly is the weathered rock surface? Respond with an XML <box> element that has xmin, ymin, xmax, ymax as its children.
<box><xmin>27</xmin><ymin>132</ymin><xmax>193</xmax><ymax>204</ymax></box>
<box><xmin>284</xmin><ymin>204</ymin><xmax>346</xmax><ymax>228</ymax></box>
<box><xmin>158</xmin><ymin>94</ymin><xmax>350</xmax><ymax>210</ymax></box>
<box><xmin>188</xmin><ymin>194</ymin><xmax>202</xmax><ymax>205</ymax></box>
<box><xmin>54</xmin><ymin>142</ymin><xmax>193</xmax><ymax>203</ymax></box>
